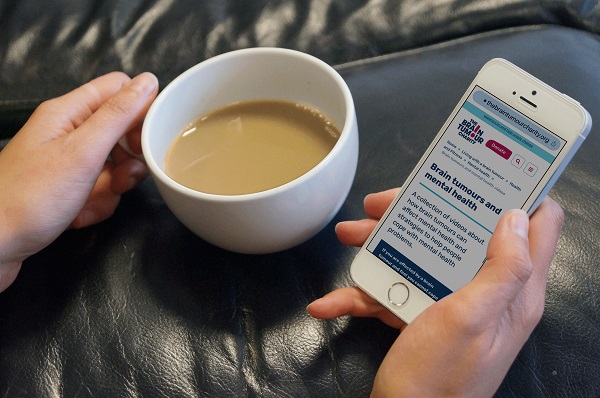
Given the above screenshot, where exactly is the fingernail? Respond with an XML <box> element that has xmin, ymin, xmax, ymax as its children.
<box><xmin>508</xmin><ymin>209</ymin><xmax>528</xmax><ymax>237</ymax></box>
<box><xmin>128</xmin><ymin>72</ymin><xmax>158</xmax><ymax>96</ymax></box>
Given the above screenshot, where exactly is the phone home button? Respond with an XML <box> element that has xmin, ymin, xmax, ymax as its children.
<box><xmin>388</xmin><ymin>282</ymin><xmax>410</xmax><ymax>307</ymax></box>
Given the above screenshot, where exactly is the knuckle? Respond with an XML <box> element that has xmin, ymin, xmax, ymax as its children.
<box><xmin>456</xmin><ymin>309</ymin><xmax>483</xmax><ymax>335</ymax></box>
<box><xmin>550</xmin><ymin>201</ymin><xmax>565</xmax><ymax>229</ymax></box>
<box><xmin>35</xmin><ymin>98</ymin><xmax>61</xmax><ymax>115</ymax></box>
<box><xmin>539</xmin><ymin>197</ymin><xmax>565</xmax><ymax>230</ymax></box>
<box><xmin>504</xmin><ymin>253</ymin><xmax>533</xmax><ymax>287</ymax></box>
<box><xmin>440</xmin><ymin>296</ymin><xmax>486</xmax><ymax>336</ymax></box>
<box><xmin>107</xmin><ymin>71</ymin><xmax>130</xmax><ymax>82</ymax></box>
<box><xmin>521</xmin><ymin>289</ymin><xmax>546</xmax><ymax>329</ymax></box>
<box><xmin>103</xmin><ymin>95</ymin><xmax>135</xmax><ymax>118</ymax></box>
<box><xmin>528</xmin><ymin>302</ymin><xmax>545</xmax><ymax>327</ymax></box>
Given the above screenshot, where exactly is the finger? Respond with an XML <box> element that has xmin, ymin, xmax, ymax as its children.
<box><xmin>456</xmin><ymin>210</ymin><xmax>532</xmax><ymax>321</ymax></box>
<box><xmin>111</xmin><ymin>140</ymin><xmax>136</xmax><ymax>164</ymax></box>
<box><xmin>59</xmin><ymin>72</ymin><xmax>133</xmax><ymax>126</ymax></box>
<box><xmin>71</xmin><ymin>194</ymin><xmax>121</xmax><ymax>229</ymax></box>
<box><xmin>364</xmin><ymin>188</ymin><xmax>400</xmax><ymax>219</ymax></box>
<box><xmin>70</xmin><ymin>165</ymin><xmax>120</xmax><ymax>229</ymax></box>
<box><xmin>527</xmin><ymin>197</ymin><xmax>564</xmax><ymax>288</ymax></box>
<box><xmin>307</xmin><ymin>287</ymin><xmax>406</xmax><ymax>329</ymax></box>
<box><xmin>12</xmin><ymin>72</ymin><xmax>133</xmax><ymax>149</ymax></box>
<box><xmin>109</xmin><ymin>157</ymin><xmax>149</xmax><ymax>195</ymax></box>
<box><xmin>336</xmin><ymin>219</ymin><xmax>379</xmax><ymax>247</ymax></box>
<box><xmin>110</xmin><ymin>122</ymin><xmax>143</xmax><ymax>163</ymax></box>
<box><xmin>125</xmin><ymin>122</ymin><xmax>143</xmax><ymax>155</ymax></box>
<box><xmin>112</xmin><ymin>122</ymin><xmax>144</xmax><ymax>158</ymax></box>
<box><xmin>29</xmin><ymin>72</ymin><xmax>132</xmax><ymax>136</ymax></box>
<box><xmin>70</xmin><ymin>72</ymin><xmax>158</xmax><ymax>163</ymax></box>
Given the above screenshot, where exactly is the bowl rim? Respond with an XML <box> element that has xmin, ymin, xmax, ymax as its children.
<box><xmin>141</xmin><ymin>47</ymin><xmax>357</xmax><ymax>202</ymax></box>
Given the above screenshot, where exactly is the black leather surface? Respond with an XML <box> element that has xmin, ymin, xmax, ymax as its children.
<box><xmin>1</xmin><ymin>1</ymin><xmax>600</xmax><ymax>397</ymax></box>
<box><xmin>1</xmin><ymin>0</ymin><xmax>600</xmax><ymax>137</ymax></box>
<box><xmin>1</xmin><ymin>25</ymin><xmax>599</xmax><ymax>397</ymax></box>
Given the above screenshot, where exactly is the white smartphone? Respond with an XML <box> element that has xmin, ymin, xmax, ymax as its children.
<box><xmin>350</xmin><ymin>58</ymin><xmax>592</xmax><ymax>324</ymax></box>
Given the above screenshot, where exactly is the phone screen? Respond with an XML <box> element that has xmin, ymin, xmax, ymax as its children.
<box><xmin>366</xmin><ymin>86</ymin><xmax>567</xmax><ymax>301</ymax></box>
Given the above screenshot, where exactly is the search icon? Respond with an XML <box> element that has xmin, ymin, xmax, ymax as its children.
<box><xmin>512</xmin><ymin>154</ymin><xmax>525</xmax><ymax>169</ymax></box>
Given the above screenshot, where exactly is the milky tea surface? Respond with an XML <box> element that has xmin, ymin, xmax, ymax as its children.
<box><xmin>165</xmin><ymin>99</ymin><xmax>340</xmax><ymax>195</ymax></box>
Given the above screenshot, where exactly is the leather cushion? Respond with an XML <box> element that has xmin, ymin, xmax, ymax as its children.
<box><xmin>1</xmin><ymin>0</ymin><xmax>600</xmax><ymax>138</ymax></box>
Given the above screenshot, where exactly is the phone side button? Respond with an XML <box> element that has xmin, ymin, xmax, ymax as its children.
<box><xmin>388</xmin><ymin>282</ymin><xmax>410</xmax><ymax>307</ymax></box>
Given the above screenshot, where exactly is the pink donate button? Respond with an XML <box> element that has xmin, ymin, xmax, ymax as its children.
<box><xmin>485</xmin><ymin>140</ymin><xmax>512</xmax><ymax>160</ymax></box>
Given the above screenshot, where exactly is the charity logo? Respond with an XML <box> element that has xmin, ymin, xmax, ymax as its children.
<box><xmin>457</xmin><ymin>118</ymin><xmax>484</xmax><ymax>144</ymax></box>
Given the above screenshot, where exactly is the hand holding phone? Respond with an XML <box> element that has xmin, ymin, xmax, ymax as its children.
<box><xmin>308</xmin><ymin>58</ymin><xmax>584</xmax><ymax>396</ymax></box>
<box><xmin>308</xmin><ymin>193</ymin><xmax>565</xmax><ymax>396</ymax></box>
<box><xmin>349</xmin><ymin>58</ymin><xmax>591</xmax><ymax>323</ymax></box>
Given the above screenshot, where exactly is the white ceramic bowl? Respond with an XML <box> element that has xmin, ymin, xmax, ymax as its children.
<box><xmin>142</xmin><ymin>47</ymin><xmax>358</xmax><ymax>253</ymax></box>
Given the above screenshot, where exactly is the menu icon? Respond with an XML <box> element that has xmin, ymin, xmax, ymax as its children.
<box><xmin>524</xmin><ymin>162</ymin><xmax>538</xmax><ymax>177</ymax></box>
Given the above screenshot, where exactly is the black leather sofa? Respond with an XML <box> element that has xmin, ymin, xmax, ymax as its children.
<box><xmin>1</xmin><ymin>1</ymin><xmax>600</xmax><ymax>396</ymax></box>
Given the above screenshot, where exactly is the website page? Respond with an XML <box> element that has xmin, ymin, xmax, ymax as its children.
<box><xmin>366</xmin><ymin>86</ymin><xmax>566</xmax><ymax>300</ymax></box>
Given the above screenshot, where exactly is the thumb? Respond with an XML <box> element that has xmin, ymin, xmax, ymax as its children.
<box><xmin>71</xmin><ymin>72</ymin><xmax>158</xmax><ymax>161</ymax></box>
<box><xmin>454</xmin><ymin>210</ymin><xmax>532</xmax><ymax>320</ymax></box>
